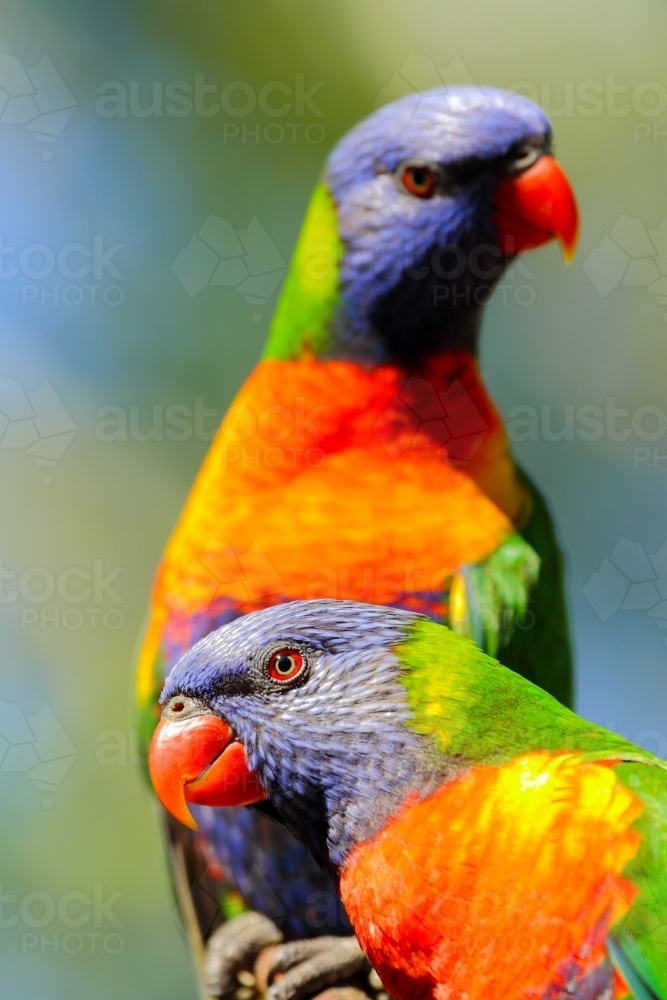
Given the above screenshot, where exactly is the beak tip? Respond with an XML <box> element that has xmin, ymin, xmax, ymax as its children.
<box><xmin>153</xmin><ymin>773</ymin><xmax>200</xmax><ymax>829</ymax></box>
<box><xmin>180</xmin><ymin>809</ymin><xmax>199</xmax><ymax>831</ymax></box>
<box><xmin>148</xmin><ymin>717</ymin><xmax>201</xmax><ymax>830</ymax></box>
<box><xmin>560</xmin><ymin>229</ymin><xmax>579</xmax><ymax>265</ymax></box>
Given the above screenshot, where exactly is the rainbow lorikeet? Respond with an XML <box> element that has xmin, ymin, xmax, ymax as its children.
<box><xmin>150</xmin><ymin>599</ymin><xmax>667</xmax><ymax>1000</ymax></box>
<box><xmin>136</xmin><ymin>87</ymin><xmax>579</xmax><ymax>996</ymax></box>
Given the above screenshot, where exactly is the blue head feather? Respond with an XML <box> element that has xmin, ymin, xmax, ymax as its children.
<box><xmin>324</xmin><ymin>86</ymin><xmax>551</xmax><ymax>366</ymax></box>
<box><xmin>161</xmin><ymin>600</ymin><xmax>454</xmax><ymax>870</ymax></box>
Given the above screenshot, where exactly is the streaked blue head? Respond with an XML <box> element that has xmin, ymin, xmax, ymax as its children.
<box><xmin>150</xmin><ymin>600</ymin><xmax>450</xmax><ymax>870</ymax></box>
<box><xmin>323</xmin><ymin>86</ymin><xmax>577</xmax><ymax>366</ymax></box>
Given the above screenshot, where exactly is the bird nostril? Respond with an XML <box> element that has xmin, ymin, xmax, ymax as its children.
<box><xmin>162</xmin><ymin>695</ymin><xmax>209</xmax><ymax>721</ymax></box>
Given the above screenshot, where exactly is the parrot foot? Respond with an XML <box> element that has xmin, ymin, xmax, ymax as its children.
<box><xmin>261</xmin><ymin>936</ymin><xmax>372</xmax><ymax>1000</ymax></box>
<box><xmin>205</xmin><ymin>911</ymin><xmax>284</xmax><ymax>999</ymax></box>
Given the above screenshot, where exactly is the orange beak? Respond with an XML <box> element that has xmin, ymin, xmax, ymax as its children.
<box><xmin>148</xmin><ymin>713</ymin><xmax>267</xmax><ymax>830</ymax></box>
<box><xmin>493</xmin><ymin>155</ymin><xmax>579</xmax><ymax>263</ymax></box>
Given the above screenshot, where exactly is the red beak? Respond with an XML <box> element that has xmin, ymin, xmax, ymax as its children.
<box><xmin>494</xmin><ymin>155</ymin><xmax>579</xmax><ymax>263</ymax></box>
<box><xmin>148</xmin><ymin>713</ymin><xmax>267</xmax><ymax>830</ymax></box>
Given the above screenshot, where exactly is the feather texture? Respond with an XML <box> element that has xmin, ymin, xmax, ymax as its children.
<box><xmin>161</xmin><ymin>600</ymin><xmax>667</xmax><ymax>1000</ymax></box>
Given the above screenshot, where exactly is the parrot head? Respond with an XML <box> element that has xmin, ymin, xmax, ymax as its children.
<box><xmin>268</xmin><ymin>86</ymin><xmax>579</xmax><ymax>366</ymax></box>
<box><xmin>149</xmin><ymin>600</ymin><xmax>449</xmax><ymax>871</ymax></box>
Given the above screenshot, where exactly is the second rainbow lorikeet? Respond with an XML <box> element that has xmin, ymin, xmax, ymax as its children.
<box><xmin>136</xmin><ymin>86</ymin><xmax>579</xmax><ymax>997</ymax></box>
<box><xmin>150</xmin><ymin>598</ymin><xmax>667</xmax><ymax>1000</ymax></box>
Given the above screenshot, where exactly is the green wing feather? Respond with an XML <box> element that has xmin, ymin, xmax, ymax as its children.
<box><xmin>612</xmin><ymin>762</ymin><xmax>667</xmax><ymax>1000</ymax></box>
<box><xmin>501</xmin><ymin>467</ymin><xmax>573</xmax><ymax>707</ymax></box>
<box><xmin>449</xmin><ymin>532</ymin><xmax>539</xmax><ymax>660</ymax></box>
<box><xmin>609</xmin><ymin>933</ymin><xmax>662</xmax><ymax>1000</ymax></box>
<box><xmin>449</xmin><ymin>467</ymin><xmax>573</xmax><ymax>708</ymax></box>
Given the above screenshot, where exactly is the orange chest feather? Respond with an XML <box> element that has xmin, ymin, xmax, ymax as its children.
<box><xmin>339</xmin><ymin>753</ymin><xmax>641</xmax><ymax>1000</ymax></box>
<box><xmin>154</xmin><ymin>354</ymin><xmax>526</xmax><ymax>619</ymax></box>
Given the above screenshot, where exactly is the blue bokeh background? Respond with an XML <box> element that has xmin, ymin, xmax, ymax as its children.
<box><xmin>0</xmin><ymin>2</ymin><xmax>666</xmax><ymax>997</ymax></box>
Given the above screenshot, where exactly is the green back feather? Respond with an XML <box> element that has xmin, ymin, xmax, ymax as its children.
<box><xmin>398</xmin><ymin>620</ymin><xmax>667</xmax><ymax>998</ymax></box>
<box><xmin>500</xmin><ymin>467</ymin><xmax>573</xmax><ymax>708</ymax></box>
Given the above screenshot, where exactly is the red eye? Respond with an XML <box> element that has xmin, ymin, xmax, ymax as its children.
<box><xmin>267</xmin><ymin>649</ymin><xmax>304</xmax><ymax>683</ymax></box>
<box><xmin>401</xmin><ymin>163</ymin><xmax>438</xmax><ymax>198</ymax></box>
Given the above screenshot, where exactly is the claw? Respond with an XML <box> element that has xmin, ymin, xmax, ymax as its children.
<box><xmin>205</xmin><ymin>911</ymin><xmax>284</xmax><ymax>999</ymax></box>
<box><xmin>266</xmin><ymin>938</ymin><xmax>346</xmax><ymax>977</ymax></box>
<box><xmin>311</xmin><ymin>991</ymin><xmax>373</xmax><ymax>1000</ymax></box>
<box><xmin>264</xmin><ymin>936</ymin><xmax>370</xmax><ymax>1000</ymax></box>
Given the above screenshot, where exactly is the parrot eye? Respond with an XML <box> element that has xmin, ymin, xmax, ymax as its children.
<box><xmin>397</xmin><ymin>160</ymin><xmax>439</xmax><ymax>198</ymax></box>
<box><xmin>506</xmin><ymin>137</ymin><xmax>547</xmax><ymax>175</ymax></box>
<box><xmin>267</xmin><ymin>648</ymin><xmax>304</xmax><ymax>683</ymax></box>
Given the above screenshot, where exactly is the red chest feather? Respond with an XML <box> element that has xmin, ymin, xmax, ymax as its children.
<box><xmin>136</xmin><ymin>352</ymin><xmax>524</xmax><ymax>706</ymax></box>
<box><xmin>339</xmin><ymin>753</ymin><xmax>640</xmax><ymax>1000</ymax></box>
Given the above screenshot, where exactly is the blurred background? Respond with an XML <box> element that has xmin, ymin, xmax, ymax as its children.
<box><xmin>0</xmin><ymin>1</ymin><xmax>665</xmax><ymax>996</ymax></box>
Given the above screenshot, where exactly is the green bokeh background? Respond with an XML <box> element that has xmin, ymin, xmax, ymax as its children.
<box><xmin>0</xmin><ymin>2</ymin><xmax>665</xmax><ymax>997</ymax></box>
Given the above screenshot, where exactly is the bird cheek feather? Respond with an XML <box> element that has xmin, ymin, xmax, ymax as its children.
<box><xmin>148</xmin><ymin>713</ymin><xmax>267</xmax><ymax>830</ymax></box>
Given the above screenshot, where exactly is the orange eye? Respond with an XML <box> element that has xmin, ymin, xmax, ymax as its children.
<box><xmin>400</xmin><ymin>163</ymin><xmax>438</xmax><ymax>198</ymax></box>
<box><xmin>267</xmin><ymin>649</ymin><xmax>304</xmax><ymax>683</ymax></box>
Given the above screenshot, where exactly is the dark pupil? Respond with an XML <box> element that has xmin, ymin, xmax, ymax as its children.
<box><xmin>276</xmin><ymin>655</ymin><xmax>293</xmax><ymax>673</ymax></box>
<box><xmin>411</xmin><ymin>168</ymin><xmax>428</xmax><ymax>188</ymax></box>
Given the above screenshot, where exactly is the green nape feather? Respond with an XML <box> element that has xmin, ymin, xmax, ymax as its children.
<box><xmin>262</xmin><ymin>183</ymin><xmax>342</xmax><ymax>361</ymax></box>
<box><xmin>396</xmin><ymin>618</ymin><xmax>654</xmax><ymax>767</ymax></box>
